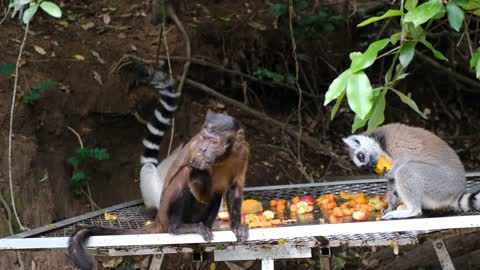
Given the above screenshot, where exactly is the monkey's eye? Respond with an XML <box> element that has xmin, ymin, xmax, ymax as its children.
<box><xmin>356</xmin><ymin>152</ymin><xmax>365</xmax><ymax>162</ymax></box>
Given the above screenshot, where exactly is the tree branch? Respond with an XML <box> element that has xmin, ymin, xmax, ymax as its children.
<box><xmin>184</xmin><ymin>78</ymin><xmax>351</xmax><ymax>169</ymax></box>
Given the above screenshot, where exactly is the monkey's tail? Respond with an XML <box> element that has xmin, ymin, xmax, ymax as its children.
<box><xmin>455</xmin><ymin>190</ymin><xmax>480</xmax><ymax>212</ymax></box>
<box><xmin>129</xmin><ymin>63</ymin><xmax>181</xmax><ymax>167</ymax></box>
<box><xmin>68</xmin><ymin>225</ymin><xmax>154</xmax><ymax>270</ymax></box>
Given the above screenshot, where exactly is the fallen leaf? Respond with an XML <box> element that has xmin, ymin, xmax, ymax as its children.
<box><xmin>103</xmin><ymin>13</ymin><xmax>111</xmax><ymax>24</ymax></box>
<box><xmin>104</xmin><ymin>212</ymin><xmax>118</xmax><ymax>221</ymax></box>
<box><xmin>73</xmin><ymin>54</ymin><xmax>85</xmax><ymax>61</ymax></box>
<box><xmin>33</xmin><ymin>45</ymin><xmax>46</xmax><ymax>55</ymax></box>
<box><xmin>90</xmin><ymin>50</ymin><xmax>105</xmax><ymax>64</ymax></box>
<box><xmin>92</xmin><ymin>71</ymin><xmax>103</xmax><ymax>85</ymax></box>
<box><xmin>248</xmin><ymin>21</ymin><xmax>267</xmax><ymax>31</ymax></box>
<box><xmin>59</xmin><ymin>20</ymin><xmax>69</xmax><ymax>28</ymax></box>
<box><xmin>81</xmin><ymin>21</ymin><xmax>95</xmax><ymax>30</ymax></box>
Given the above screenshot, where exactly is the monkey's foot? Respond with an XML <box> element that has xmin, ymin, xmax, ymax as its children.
<box><xmin>381</xmin><ymin>209</ymin><xmax>421</xmax><ymax>220</ymax></box>
<box><xmin>232</xmin><ymin>224</ymin><xmax>249</xmax><ymax>243</ymax></box>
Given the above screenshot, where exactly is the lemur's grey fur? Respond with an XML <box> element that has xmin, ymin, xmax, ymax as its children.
<box><xmin>343</xmin><ymin>123</ymin><xmax>479</xmax><ymax>220</ymax></box>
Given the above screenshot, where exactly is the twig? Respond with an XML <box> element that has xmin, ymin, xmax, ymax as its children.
<box><xmin>8</xmin><ymin>22</ymin><xmax>29</xmax><ymax>232</ymax></box>
<box><xmin>417</xmin><ymin>51</ymin><xmax>480</xmax><ymax>93</ymax></box>
<box><xmin>167</xmin><ymin>4</ymin><xmax>190</xmax><ymax>96</ymax></box>
<box><xmin>83</xmin><ymin>183</ymin><xmax>100</xmax><ymax>211</ymax></box>
<box><xmin>288</xmin><ymin>0</ymin><xmax>303</xmax><ymax>164</ymax></box>
<box><xmin>67</xmin><ymin>126</ymin><xmax>84</xmax><ymax>148</ymax></box>
<box><xmin>184</xmin><ymin>78</ymin><xmax>351</xmax><ymax>169</ymax></box>
<box><xmin>120</xmin><ymin>54</ymin><xmax>320</xmax><ymax>97</ymax></box>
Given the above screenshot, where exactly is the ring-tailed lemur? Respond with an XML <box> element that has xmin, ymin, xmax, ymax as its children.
<box><xmin>343</xmin><ymin>123</ymin><xmax>480</xmax><ymax>220</ymax></box>
<box><xmin>131</xmin><ymin>64</ymin><xmax>182</xmax><ymax>210</ymax></box>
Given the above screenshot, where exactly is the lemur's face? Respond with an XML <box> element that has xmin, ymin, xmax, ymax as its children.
<box><xmin>342</xmin><ymin>135</ymin><xmax>382</xmax><ymax>168</ymax></box>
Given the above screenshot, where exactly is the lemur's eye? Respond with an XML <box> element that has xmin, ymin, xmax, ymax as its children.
<box><xmin>357</xmin><ymin>152</ymin><xmax>365</xmax><ymax>162</ymax></box>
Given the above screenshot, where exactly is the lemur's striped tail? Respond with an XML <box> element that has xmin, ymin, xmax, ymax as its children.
<box><xmin>456</xmin><ymin>190</ymin><xmax>480</xmax><ymax>211</ymax></box>
<box><xmin>130</xmin><ymin>64</ymin><xmax>180</xmax><ymax>166</ymax></box>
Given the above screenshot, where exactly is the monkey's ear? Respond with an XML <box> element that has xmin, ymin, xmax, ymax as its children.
<box><xmin>342</xmin><ymin>136</ymin><xmax>360</xmax><ymax>149</ymax></box>
<box><xmin>233</xmin><ymin>129</ymin><xmax>245</xmax><ymax>150</ymax></box>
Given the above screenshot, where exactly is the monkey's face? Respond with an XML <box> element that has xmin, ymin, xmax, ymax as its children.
<box><xmin>190</xmin><ymin>112</ymin><xmax>242</xmax><ymax>171</ymax></box>
<box><xmin>342</xmin><ymin>135</ymin><xmax>382</xmax><ymax>169</ymax></box>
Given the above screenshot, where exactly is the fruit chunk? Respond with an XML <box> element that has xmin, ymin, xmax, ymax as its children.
<box><xmin>396</xmin><ymin>204</ymin><xmax>407</xmax><ymax>210</ymax></box>
<box><xmin>217</xmin><ymin>211</ymin><xmax>229</xmax><ymax>221</ymax></box>
<box><xmin>291</xmin><ymin>196</ymin><xmax>301</xmax><ymax>204</ymax></box>
<box><xmin>332</xmin><ymin>207</ymin><xmax>344</xmax><ymax>217</ymax></box>
<box><xmin>262</xmin><ymin>210</ymin><xmax>275</xmax><ymax>220</ymax></box>
<box><xmin>270</xmin><ymin>200</ymin><xmax>278</xmax><ymax>207</ymax></box>
<box><xmin>241</xmin><ymin>199</ymin><xmax>263</xmax><ymax>214</ymax></box>
<box><xmin>374</xmin><ymin>155</ymin><xmax>392</xmax><ymax>175</ymax></box>
<box><xmin>301</xmin><ymin>196</ymin><xmax>315</xmax><ymax>205</ymax></box>
<box><xmin>352</xmin><ymin>210</ymin><xmax>369</xmax><ymax>221</ymax></box>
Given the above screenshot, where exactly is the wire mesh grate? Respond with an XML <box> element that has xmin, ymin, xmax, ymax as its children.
<box><xmin>37</xmin><ymin>175</ymin><xmax>480</xmax><ymax>245</ymax></box>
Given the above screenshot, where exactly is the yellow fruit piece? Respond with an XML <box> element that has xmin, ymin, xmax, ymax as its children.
<box><xmin>210</xmin><ymin>262</ymin><xmax>216</xmax><ymax>270</ymax></box>
<box><xmin>374</xmin><ymin>155</ymin><xmax>392</xmax><ymax>175</ymax></box>
<box><xmin>144</xmin><ymin>220</ymin><xmax>152</xmax><ymax>226</ymax></box>
<box><xmin>104</xmin><ymin>212</ymin><xmax>118</xmax><ymax>221</ymax></box>
<box><xmin>73</xmin><ymin>54</ymin><xmax>85</xmax><ymax>61</ymax></box>
<box><xmin>262</xmin><ymin>210</ymin><xmax>275</xmax><ymax>220</ymax></box>
<box><xmin>241</xmin><ymin>199</ymin><xmax>263</xmax><ymax>214</ymax></box>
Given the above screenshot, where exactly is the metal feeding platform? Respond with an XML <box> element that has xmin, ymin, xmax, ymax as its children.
<box><xmin>1</xmin><ymin>173</ymin><xmax>480</xmax><ymax>270</ymax></box>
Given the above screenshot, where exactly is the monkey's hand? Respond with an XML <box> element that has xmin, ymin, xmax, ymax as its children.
<box><xmin>232</xmin><ymin>224</ymin><xmax>249</xmax><ymax>243</ymax></box>
<box><xmin>169</xmin><ymin>223</ymin><xmax>213</xmax><ymax>242</ymax></box>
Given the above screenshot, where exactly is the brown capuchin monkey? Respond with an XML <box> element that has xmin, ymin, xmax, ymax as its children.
<box><xmin>68</xmin><ymin>108</ymin><xmax>250</xmax><ymax>270</ymax></box>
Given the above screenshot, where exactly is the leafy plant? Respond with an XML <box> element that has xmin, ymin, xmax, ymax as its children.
<box><xmin>9</xmin><ymin>0</ymin><xmax>62</xmax><ymax>24</ymax></box>
<box><xmin>324</xmin><ymin>0</ymin><xmax>480</xmax><ymax>133</ymax></box>
<box><xmin>254</xmin><ymin>67</ymin><xmax>285</xmax><ymax>82</ymax></box>
<box><xmin>0</xmin><ymin>64</ymin><xmax>16</xmax><ymax>75</ymax></box>
<box><xmin>270</xmin><ymin>1</ymin><xmax>344</xmax><ymax>39</ymax></box>
<box><xmin>67</xmin><ymin>147</ymin><xmax>109</xmax><ymax>194</ymax></box>
<box><xmin>21</xmin><ymin>82</ymin><xmax>57</xmax><ymax>104</ymax></box>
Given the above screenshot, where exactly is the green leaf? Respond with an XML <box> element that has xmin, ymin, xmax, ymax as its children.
<box><xmin>349</xmin><ymin>38</ymin><xmax>390</xmax><ymax>73</ymax></box>
<box><xmin>21</xmin><ymin>90</ymin><xmax>41</xmax><ymax>104</ymax></box>
<box><xmin>217</xmin><ymin>15</ymin><xmax>231</xmax><ymax>22</ymax></box>
<box><xmin>91</xmin><ymin>148</ymin><xmax>110</xmax><ymax>160</ymax></box>
<box><xmin>390</xmin><ymin>88</ymin><xmax>427</xmax><ymax>119</ymax></box>
<box><xmin>72</xmin><ymin>170</ymin><xmax>87</xmax><ymax>183</ymax></box>
<box><xmin>352</xmin><ymin>115</ymin><xmax>368</xmax><ymax>133</ymax></box>
<box><xmin>469</xmin><ymin>48</ymin><xmax>480</xmax><ymax>69</ymax></box>
<box><xmin>367</xmin><ymin>90</ymin><xmax>387</xmax><ymax>133</ymax></box>
<box><xmin>39</xmin><ymin>1</ymin><xmax>62</xmax><ymax>18</ymax></box>
<box><xmin>0</xmin><ymin>64</ymin><xmax>16</xmax><ymax>75</ymax></box>
<box><xmin>389</xmin><ymin>32</ymin><xmax>402</xmax><ymax>45</ymax></box>
<box><xmin>420</xmin><ymin>38</ymin><xmax>448</xmax><ymax>61</ymax></box>
<box><xmin>476</xmin><ymin>60</ymin><xmax>480</xmax><ymax>79</ymax></box>
<box><xmin>9</xmin><ymin>0</ymin><xmax>31</xmax><ymax>9</ymax></box>
<box><xmin>399</xmin><ymin>41</ymin><xmax>416</xmax><ymax>67</ymax></box>
<box><xmin>346</xmin><ymin>71</ymin><xmax>374</xmax><ymax>119</ymax></box>
<box><xmin>324</xmin><ymin>70</ymin><xmax>351</xmax><ymax>106</ymax></box>
<box><xmin>404</xmin><ymin>0</ymin><xmax>444</xmax><ymax>27</ymax></box>
<box><xmin>254</xmin><ymin>68</ymin><xmax>285</xmax><ymax>82</ymax></box>
<box><xmin>270</xmin><ymin>3</ymin><xmax>287</xmax><ymax>17</ymax></box>
<box><xmin>446</xmin><ymin>2</ymin><xmax>465</xmax><ymax>32</ymax></box>
<box><xmin>32</xmin><ymin>82</ymin><xmax>57</xmax><ymax>91</ymax></box>
<box><xmin>330</xmin><ymin>90</ymin><xmax>345</xmax><ymax>120</ymax></box>
<box><xmin>404</xmin><ymin>22</ymin><xmax>425</xmax><ymax>39</ymax></box>
<box><xmin>357</xmin><ymin>9</ymin><xmax>403</xmax><ymax>27</ymax></box>
<box><xmin>67</xmin><ymin>156</ymin><xmax>82</xmax><ymax>166</ymax></box>
<box><xmin>22</xmin><ymin>4</ymin><xmax>38</xmax><ymax>24</ymax></box>
<box><xmin>405</xmin><ymin>0</ymin><xmax>418</xmax><ymax>11</ymax></box>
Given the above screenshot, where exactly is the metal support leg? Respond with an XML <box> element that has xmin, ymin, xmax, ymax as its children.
<box><xmin>433</xmin><ymin>239</ymin><xmax>455</xmax><ymax>270</ymax></box>
<box><xmin>261</xmin><ymin>259</ymin><xmax>274</xmax><ymax>270</ymax></box>
<box><xmin>149</xmin><ymin>254</ymin><xmax>164</xmax><ymax>270</ymax></box>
